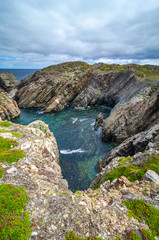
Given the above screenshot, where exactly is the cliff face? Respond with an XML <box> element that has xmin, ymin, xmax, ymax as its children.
<box><xmin>0</xmin><ymin>92</ymin><xmax>20</xmax><ymax>120</ymax></box>
<box><xmin>15</xmin><ymin>62</ymin><xmax>159</xmax><ymax>141</ymax></box>
<box><xmin>102</xmin><ymin>82</ymin><xmax>159</xmax><ymax>142</ymax></box>
<box><xmin>1</xmin><ymin>120</ymin><xmax>159</xmax><ymax>240</ymax></box>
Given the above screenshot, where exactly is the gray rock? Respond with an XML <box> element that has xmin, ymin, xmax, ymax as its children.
<box><xmin>0</xmin><ymin>72</ymin><xmax>18</xmax><ymax>92</ymax></box>
<box><xmin>94</xmin><ymin>112</ymin><xmax>104</xmax><ymax>131</ymax></box>
<box><xmin>143</xmin><ymin>170</ymin><xmax>159</xmax><ymax>184</ymax></box>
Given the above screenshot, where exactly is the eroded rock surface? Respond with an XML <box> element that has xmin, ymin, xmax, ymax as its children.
<box><xmin>1</xmin><ymin>120</ymin><xmax>158</xmax><ymax>239</ymax></box>
<box><xmin>0</xmin><ymin>92</ymin><xmax>20</xmax><ymax>120</ymax></box>
<box><xmin>0</xmin><ymin>72</ymin><xmax>19</xmax><ymax>92</ymax></box>
<box><xmin>102</xmin><ymin>82</ymin><xmax>159</xmax><ymax>142</ymax></box>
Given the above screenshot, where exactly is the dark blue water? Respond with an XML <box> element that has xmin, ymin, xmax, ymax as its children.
<box><xmin>1</xmin><ymin>69</ymin><xmax>116</xmax><ymax>191</ymax></box>
<box><xmin>0</xmin><ymin>69</ymin><xmax>38</xmax><ymax>82</ymax></box>
<box><xmin>12</xmin><ymin>106</ymin><xmax>116</xmax><ymax>191</ymax></box>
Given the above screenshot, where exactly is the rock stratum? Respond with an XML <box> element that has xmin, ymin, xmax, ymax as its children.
<box><xmin>0</xmin><ymin>92</ymin><xmax>20</xmax><ymax>120</ymax></box>
<box><xmin>15</xmin><ymin>62</ymin><xmax>159</xmax><ymax>141</ymax></box>
<box><xmin>0</xmin><ymin>120</ymin><xmax>159</xmax><ymax>240</ymax></box>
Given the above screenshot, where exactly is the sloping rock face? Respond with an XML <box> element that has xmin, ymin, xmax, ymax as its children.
<box><xmin>0</xmin><ymin>92</ymin><xmax>20</xmax><ymax>120</ymax></box>
<box><xmin>0</xmin><ymin>72</ymin><xmax>19</xmax><ymax>92</ymax></box>
<box><xmin>16</xmin><ymin>62</ymin><xmax>91</xmax><ymax>112</ymax></box>
<box><xmin>102</xmin><ymin>82</ymin><xmax>159</xmax><ymax>142</ymax></box>
<box><xmin>91</xmin><ymin>124</ymin><xmax>159</xmax><ymax>188</ymax></box>
<box><xmin>15</xmin><ymin>62</ymin><xmax>159</xmax><ymax>141</ymax></box>
<box><xmin>98</xmin><ymin>124</ymin><xmax>159</xmax><ymax>169</ymax></box>
<box><xmin>15</xmin><ymin>62</ymin><xmax>146</xmax><ymax>113</ymax></box>
<box><xmin>1</xmin><ymin>120</ymin><xmax>158</xmax><ymax>239</ymax></box>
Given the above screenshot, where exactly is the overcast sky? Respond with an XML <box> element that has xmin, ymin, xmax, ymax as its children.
<box><xmin>0</xmin><ymin>0</ymin><xmax>159</xmax><ymax>69</ymax></box>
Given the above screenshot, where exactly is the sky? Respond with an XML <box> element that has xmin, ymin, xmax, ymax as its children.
<box><xmin>0</xmin><ymin>0</ymin><xmax>159</xmax><ymax>69</ymax></box>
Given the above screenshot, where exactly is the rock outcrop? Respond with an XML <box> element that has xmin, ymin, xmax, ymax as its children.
<box><xmin>15</xmin><ymin>62</ymin><xmax>159</xmax><ymax>141</ymax></box>
<box><xmin>102</xmin><ymin>82</ymin><xmax>159</xmax><ymax>142</ymax></box>
<box><xmin>15</xmin><ymin>62</ymin><xmax>91</xmax><ymax>112</ymax></box>
<box><xmin>98</xmin><ymin>124</ymin><xmax>159</xmax><ymax>169</ymax></box>
<box><xmin>1</xmin><ymin>120</ymin><xmax>159</xmax><ymax>240</ymax></box>
<box><xmin>0</xmin><ymin>72</ymin><xmax>19</xmax><ymax>92</ymax></box>
<box><xmin>0</xmin><ymin>92</ymin><xmax>20</xmax><ymax>120</ymax></box>
<box><xmin>91</xmin><ymin>124</ymin><xmax>159</xmax><ymax>189</ymax></box>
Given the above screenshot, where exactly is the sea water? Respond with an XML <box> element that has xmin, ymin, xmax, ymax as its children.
<box><xmin>0</xmin><ymin>69</ymin><xmax>116</xmax><ymax>192</ymax></box>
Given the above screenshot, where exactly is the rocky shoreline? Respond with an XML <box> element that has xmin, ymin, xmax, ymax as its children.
<box><xmin>0</xmin><ymin>62</ymin><xmax>159</xmax><ymax>239</ymax></box>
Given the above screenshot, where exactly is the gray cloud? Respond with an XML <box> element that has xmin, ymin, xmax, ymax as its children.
<box><xmin>0</xmin><ymin>0</ymin><xmax>159</xmax><ymax>68</ymax></box>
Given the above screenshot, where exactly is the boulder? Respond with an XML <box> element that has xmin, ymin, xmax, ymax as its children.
<box><xmin>143</xmin><ymin>170</ymin><xmax>159</xmax><ymax>184</ymax></box>
<box><xmin>0</xmin><ymin>92</ymin><xmax>20</xmax><ymax>120</ymax></box>
<box><xmin>0</xmin><ymin>72</ymin><xmax>19</xmax><ymax>92</ymax></box>
<box><xmin>94</xmin><ymin>112</ymin><xmax>104</xmax><ymax>131</ymax></box>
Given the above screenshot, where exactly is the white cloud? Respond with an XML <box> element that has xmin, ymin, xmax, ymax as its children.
<box><xmin>0</xmin><ymin>0</ymin><xmax>159</xmax><ymax>68</ymax></box>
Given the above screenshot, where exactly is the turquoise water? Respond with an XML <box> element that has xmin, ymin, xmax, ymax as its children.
<box><xmin>1</xmin><ymin>69</ymin><xmax>115</xmax><ymax>191</ymax></box>
<box><xmin>12</xmin><ymin>106</ymin><xmax>116</xmax><ymax>192</ymax></box>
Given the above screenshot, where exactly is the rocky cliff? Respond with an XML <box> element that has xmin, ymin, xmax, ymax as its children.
<box><xmin>0</xmin><ymin>92</ymin><xmax>20</xmax><ymax>120</ymax></box>
<box><xmin>15</xmin><ymin>62</ymin><xmax>159</xmax><ymax>141</ymax></box>
<box><xmin>0</xmin><ymin>120</ymin><xmax>159</xmax><ymax>240</ymax></box>
<box><xmin>0</xmin><ymin>72</ymin><xmax>19</xmax><ymax>92</ymax></box>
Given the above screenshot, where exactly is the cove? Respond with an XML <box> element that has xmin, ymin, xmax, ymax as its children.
<box><xmin>12</xmin><ymin>106</ymin><xmax>116</xmax><ymax>192</ymax></box>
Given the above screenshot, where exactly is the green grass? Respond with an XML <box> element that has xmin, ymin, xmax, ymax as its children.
<box><xmin>124</xmin><ymin>231</ymin><xmax>141</xmax><ymax>240</ymax></box>
<box><xmin>140</xmin><ymin>229</ymin><xmax>156</xmax><ymax>240</ymax></box>
<box><xmin>75</xmin><ymin>190</ymin><xmax>83</xmax><ymax>196</ymax></box>
<box><xmin>0</xmin><ymin>184</ymin><xmax>32</xmax><ymax>240</ymax></box>
<box><xmin>122</xmin><ymin>200</ymin><xmax>159</xmax><ymax>237</ymax></box>
<box><xmin>0</xmin><ymin>165</ymin><xmax>6</xmax><ymax>178</ymax></box>
<box><xmin>0</xmin><ymin>129</ymin><xmax>22</xmax><ymax>138</ymax></box>
<box><xmin>92</xmin><ymin>154</ymin><xmax>159</xmax><ymax>189</ymax></box>
<box><xmin>65</xmin><ymin>231</ymin><xmax>104</xmax><ymax>240</ymax></box>
<box><xmin>0</xmin><ymin>121</ymin><xmax>11</xmax><ymax>127</ymax></box>
<box><xmin>0</xmin><ymin>137</ymin><xmax>25</xmax><ymax>164</ymax></box>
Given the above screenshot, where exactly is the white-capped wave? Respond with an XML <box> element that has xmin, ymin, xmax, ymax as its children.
<box><xmin>72</xmin><ymin>118</ymin><xmax>78</xmax><ymax>124</ymax></box>
<box><xmin>37</xmin><ymin>110</ymin><xmax>44</xmax><ymax>114</ymax></box>
<box><xmin>60</xmin><ymin>149</ymin><xmax>85</xmax><ymax>154</ymax></box>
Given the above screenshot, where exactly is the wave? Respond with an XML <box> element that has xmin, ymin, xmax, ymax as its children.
<box><xmin>72</xmin><ymin>118</ymin><xmax>78</xmax><ymax>124</ymax></box>
<box><xmin>60</xmin><ymin>148</ymin><xmax>86</xmax><ymax>154</ymax></box>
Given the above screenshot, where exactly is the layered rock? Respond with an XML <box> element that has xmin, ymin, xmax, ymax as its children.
<box><xmin>15</xmin><ymin>62</ymin><xmax>91</xmax><ymax>112</ymax></box>
<box><xmin>1</xmin><ymin>120</ymin><xmax>158</xmax><ymax>239</ymax></box>
<box><xmin>15</xmin><ymin>62</ymin><xmax>148</xmax><ymax>112</ymax></box>
<box><xmin>0</xmin><ymin>92</ymin><xmax>20</xmax><ymax>120</ymax></box>
<box><xmin>0</xmin><ymin>72</ymin><xmax>19</xmax><ymax>92</ymax></box>
<box><xmin>15</xmin><ymin>62</ymin><xmax>159</xmax><ymax>141</ymax></box>
<box><xmin>102</xmin><ymin>82</ymin><xmax>159</xmax><ymax>142</ymax></box>
<box><xmin>91</xmin><ymin>124</ymin><xmax>159</xmax><ymax>189</ymax></box>
<box><xmin>98</xmin><ymin>124</ymin><xmax>159</xmax><ymax>169</ymax></box>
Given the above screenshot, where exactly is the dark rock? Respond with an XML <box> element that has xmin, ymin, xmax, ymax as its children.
<box><xmin>99</xmin><ymin>124</ymin><xmax>159</xmax><ymax>169</ymax></box>
<box><xmin>102</xmin><ymin>82</ymin><xmax>159</xmax><ymax>142</ymax></box>
<box><xmin>94</xmin><ymin>112</ymin><xmax>104</xmax><ymax>131</ymax></box>
<box><xmin>0</xmin><ymin>72</ymin><xmax>19</xmax><ymax>92</ymax></box>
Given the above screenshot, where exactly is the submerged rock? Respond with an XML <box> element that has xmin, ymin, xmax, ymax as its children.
<box><xmin>0</xmin><ymin>92</ymin><xmax>20</xmax><ymax>120</ymax></box>
<box><xmin>0</xmin><ymin>72</ymin><xmax>19</xmax><ymax>92</ymax></box>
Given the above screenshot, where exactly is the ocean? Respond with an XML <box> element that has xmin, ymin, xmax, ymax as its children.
<box><xmin>0</xmin><ymin>69</ymin><xmax>115</xmax><ymax>191</ymax></box>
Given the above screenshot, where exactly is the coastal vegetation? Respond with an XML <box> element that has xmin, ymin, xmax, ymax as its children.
<box><xmin>0</xmin><ymin>184</ymin><xmax>32</xmax><ymax>240</ymax></box>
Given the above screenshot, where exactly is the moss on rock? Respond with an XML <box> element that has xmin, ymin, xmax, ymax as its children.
<box><xmin>0</xmin><ymin>184</ymin><xmax>32</xmax><ymax>240</ymax></box>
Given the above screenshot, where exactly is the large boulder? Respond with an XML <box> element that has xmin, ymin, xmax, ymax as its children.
<box><xmin>0</xmin><ymin>92</ymin><xmax>20</xmax><ymax>120</ymax></box>
<box><xmin>0</xmin><ymin>72</ymin><xmax>19</xmax><ymax>92</ymax></box>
